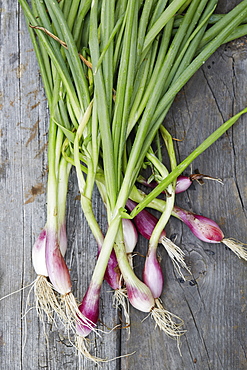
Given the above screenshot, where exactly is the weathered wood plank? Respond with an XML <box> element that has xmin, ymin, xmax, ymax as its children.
<box><xmin>1</xmin><ymin>1</ymin><xmax>246</xmax><ymax>369</ymax></box>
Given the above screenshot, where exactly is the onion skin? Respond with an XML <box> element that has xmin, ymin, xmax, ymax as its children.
<box><xmin>127</xmin><ymin>200</ymin><xmax>164</xmax><ymax>298</ymax></box>
<box><xmin>45</xmin><ymin>228</ymin><xmax>72</xmax><ymax>294</ymax></box>
<box><xmin>77</xmin><ymin>283</ymin><xmax>101</xmax><ymax>337</ymax></box>
<box><xmin>173</xmin><ymin>206</ymin><xmax>224</xmax><ymax>243</ymax></box>
<box><xmin>122</xmin><ymin>218</ymin><xmax>138</xmax><ymax>254</ymax></box>
<box><xmin>103</xmin><ymin>250</ymin><xmax>121</xmax><ymax>290</ymax></box>
<box><xmin>96</xmin><ymin>241</ymin><xmax>121</xmax><ymax>290</ymax></box>
<box><xmin>126</xmin><ymin>199</ymin><xmax>165</xmax><ymax>240</ymax></box>
<box><xmin>32</xmin><ymin>223</ymin><xmax>68</xmax><ymax>278</ymax></box>
<box><xmin>32</xmin><ymin>228</ymin><xmax>48</xmax><ymax>276</ymax></box>
<box><xmin>125</xmin><ymin>280</ymin><xmax>154</xmax><ymax>313</ymax></box>
<box><xmin>143</xmin><ymin>249</ymin><xmax>164</xmax><ymax>299</ymax></box>
<box><xmin>175</xmin><ymin>175</ymin><xmax>193</xmax><ymax>193</ymax></box>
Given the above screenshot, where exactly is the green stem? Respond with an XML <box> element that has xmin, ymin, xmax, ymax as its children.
<box><xmin>20</xmin><ymin>0</ymin><xmax>86</xmax><ymax>120</ymax></box>
<box><xmin>198</xmin><ymin>0</ymin><xmax>247</xmax><ymax>50</ymax></box>
<box><xmin>43</xmin><ymin>0</ymin><xmax>90</xmax><ymax>112</ymax></box>
<box><xmin>130</xmin><ymin>106</ymin><xmax>247</xmax><ymax>217</ymax></box>
<box><xmin>146</xmin><ymin>147</ymin><xmax>176</xmax><ymax>249</ymax></box>
<box><xmin>142</xmin><ymin>0</ymin><xmax>188</xmax><ymax>58</ymax></box>
<box><xmin>89</xmin><ymin>0</ymin><xmax>117</xmax><ymax>212</ymax></box>
<box><xmin>74</xmin><ymin>101</ymin><xmax>104</xmax><ymax>247</ymax></box>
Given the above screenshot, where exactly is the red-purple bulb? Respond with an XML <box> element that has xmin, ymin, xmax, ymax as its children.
<box><xmin>175</xmin><ymin>176</ymin><xmax>193</xmax><ymax>193</ymax></box>
<box><xmin>125</xmin><ymin>279</ymin><xmax>155</xmax><ymax>313</ymax></box>
<box><xmin>143</xmin><ymin>250</ymin><xmax>164</xmax><ymax>299</ymax></box>
<box><xmin>103</xmin><ymin>250</ymin><xmax>121</xmax><ymax>290</ymax></box>
<box><xmin>126</xmin><ymin>199</ymin><xmax>165</xmax><ymax>240</ymax></box>
<box><xmin>77</xmin><ymin>283</ymin><xmax>101</xmax><ymax>337</ymax></box>
<box><xmin>45</xmin><ymin>228</ymin><xmax>72</xmax><ymax>295</ymax></box>
<box><xmin>173</xmin><ymin>206</ymin><xmax>224</xmax><ymax>243</ymax></box>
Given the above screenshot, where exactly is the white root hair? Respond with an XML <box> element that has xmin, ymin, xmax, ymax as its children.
<box><xmin>222</xmin><ymin>238</ymin><xmax>247</xmax><ymax>261</ymax></box>
<box><xmin>160</xmin><ymin>236</ymin><xmax>191</xmax><ymax>278</ymax></box>
<box><xmin>34</xmin><ymin>275</ymin><xmax>67</xmax><ymax>324</ymax></box>
<box><xmin>151</xmin><ymin>298</ymin><xmax>186</xmax><ymax>339</ymax></box>
<box><xmin>113</xmin><ymin>287</ymin><xmax>130</xmax><ymax>339</ymax></box>
<box><xmin>75</xmin><ymin>335</ymin><xmax>106</xmax><ymax>363</ymax></box>
<box><xmin>75</xmin><ymin>334</ymin><xmax>136</xmax><ymax>363</ymax></box>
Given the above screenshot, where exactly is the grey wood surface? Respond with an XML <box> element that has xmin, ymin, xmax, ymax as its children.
<box><xmin>0</xmin><ymin>1</ymin><xmax>246</xmax><ymax>369</ymax></box>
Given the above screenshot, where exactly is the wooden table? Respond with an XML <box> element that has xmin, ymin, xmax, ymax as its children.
<box><xmin>0</xmin><ymin>1</ymin><xmax>246</xmax><ymax>369</ymax></box>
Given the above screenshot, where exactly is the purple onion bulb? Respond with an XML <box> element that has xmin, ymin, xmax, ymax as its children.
<box><xmin>143</xmin><ymin>249</ymin><xmax>164</xmax><ymax>299</ymax></box>
<box><xmin>174</xmin><ymin>206</ymin><xmax>224</xmax><ymax>243</ymax></box>
<box><xmin>126</xmin><ymin>199</ymin><xmax>163</xmax><ymax>240</ymax></box>
<box><xmin>175</xmin><ymin>175</ymin><xmax>193</xmax><ymax>193</ymax></box>
<box><xmin>103</xmin><ymin>249</ymin><xmax>121</xmax><ymax>290</ymax></box>
<box><xmin>45</xmin><ymin>228</ymin><xmax>72</xmax><ymax>295</ymax></box>
<box><xmin>77</xmin><ymin>282</ymin><xmax>101</xmax><ymax>337</ymax></box>
<box><xmin>125</xmin><ymin>279</ymin><xmax>155</xmax><ymax>312</ymax></box>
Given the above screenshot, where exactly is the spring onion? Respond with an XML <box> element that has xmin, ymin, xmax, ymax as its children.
<box><xmin>18</xmin><ymin>0</ymin><xmax>247</xmax><ymax>362</ymax></box>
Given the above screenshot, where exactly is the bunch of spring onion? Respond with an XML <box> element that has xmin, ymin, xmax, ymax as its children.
<box><xmin>19</xmin><ymin>0</ymin><xmax>247</xmax><ymax>362</ymax></box>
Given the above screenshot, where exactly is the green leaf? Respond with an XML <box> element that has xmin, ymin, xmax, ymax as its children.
<box><xmin>53</xmin><ymin>118</ymin><xmax>75</xmax><ymax>142</ymax></box>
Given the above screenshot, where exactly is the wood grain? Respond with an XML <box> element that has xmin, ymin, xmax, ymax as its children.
<box><xmin>0</xmin><ymin>1</ymin><xmax>246</xmax><ymax>369</ymax></box>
